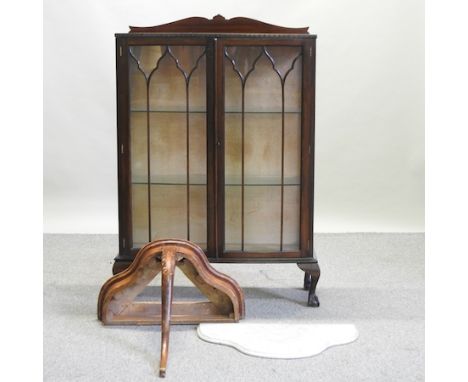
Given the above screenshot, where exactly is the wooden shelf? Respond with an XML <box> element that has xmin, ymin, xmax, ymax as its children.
<box><xmin>130</xmin><ymin>110</ymin><xmax>300</xmax><ymax>114</ymax></box>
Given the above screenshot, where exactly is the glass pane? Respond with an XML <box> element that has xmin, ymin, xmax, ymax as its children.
<box><xmin>224</xmin><ymin>45</ymin><xmax>302</xmax><ymax>252</ymax></box>
<box><xmin>150</xmin><ymin>112</ymin><xmax>186</xmax><ymax>183</ymax></box>
<box><xmin>188</xmin><ymin>113</ymin><xmax>207</xmax><ymax>184</ymax></box>
<box><xmin>244</xmin><ymin>186</ymin><xmax>281</xmax><ymax>251</ymax></box>
<box><xmin>130</xmin><ymin>112</ymin><xmax>148</xmax><ymax>184</ymax></box>
<box><xmin>225</xmin><ymin>185</ymin><xmax>241</xmax><ymax>251</ymax></box>
<box><xmin>150</xmin><ymin>185</ymin><xmax>187</xmax><ymax>239</ymax></box>
<box><xmin>284</xmin><ymin>113</ymin><xmax>301</xmax><ymax>185</ymax></box>
<box><xmin>189</xmin><ymin>185</ymin><xmax>207</xmax><ymax>248</ymax></box>
<box><xmin>132</xmin><ymin>184</ymin><xmax>149</xmax><ymax>246</ymax></box>
<box><xmin>225</xmin><ymin>114</ymin><xmax>242</xmax><ymax>185</ymax></box>
<box><xmin>283</xmin><ymin>185</ymin><xmax>301</xmax><ymax>250</ymax></box>
<box><xmin>129</xmin><ymin>45</ymin><xmax>207</xmax><ymax>249</ymax></box>
<box><xmin>244</xmin><ymin>113</ymin><xmax>281</xmax><ymax>184</ymax></box>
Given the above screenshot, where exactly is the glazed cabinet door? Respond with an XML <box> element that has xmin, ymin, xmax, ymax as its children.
<box><xmin>117</xmin><ymin>37</ymin><xmax>213</xmax><ymax>257</ymax></box>
<box><xmin>216</xmin><ymin>38</ymin><xmax>314</xmax><ymax>259</ymax></box>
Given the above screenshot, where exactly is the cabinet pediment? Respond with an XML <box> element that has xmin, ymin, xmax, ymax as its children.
<box><xmin>129</xmin><ymin>15</ymin><xmax>309</xmax><ymax>34</ymax></box>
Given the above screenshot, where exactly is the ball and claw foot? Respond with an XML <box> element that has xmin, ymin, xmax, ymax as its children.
<box><xmin>308</xmin><ymin>291</ymin><xmax>320</xmax><ymax>307</ymax></box>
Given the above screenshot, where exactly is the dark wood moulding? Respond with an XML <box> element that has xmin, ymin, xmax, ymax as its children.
<box><xmin>129</xmin><ymin>14</ymin><xmax>309</xmax><ymax>34</ymax></box>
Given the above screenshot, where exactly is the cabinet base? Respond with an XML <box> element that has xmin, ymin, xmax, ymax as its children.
<box><xmin>112</xmin><ymin>258</ymin><xmax>132</xmax><ymax>275</ymax></box>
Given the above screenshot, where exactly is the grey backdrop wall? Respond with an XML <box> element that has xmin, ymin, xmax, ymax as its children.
<box><xmin>44</xmin><ymin>0</ymin><xmax>424</xmax><ymax>233</ymax></box>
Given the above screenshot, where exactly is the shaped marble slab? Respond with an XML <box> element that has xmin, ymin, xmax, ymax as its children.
<box><xmin>198</xmin><ymin>322</ymin><xmax>359</xmax><ymax>359</ymax></box>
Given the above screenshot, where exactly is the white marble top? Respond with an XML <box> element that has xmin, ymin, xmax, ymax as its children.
<box><xmin>198</xmin><ymin>321</ymin><xmax>359</xmax><ymax>359</ymax></box>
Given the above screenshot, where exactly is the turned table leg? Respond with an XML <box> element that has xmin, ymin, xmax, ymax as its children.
<box><xmin>159</xmin><ymin>249</ymin><xmax>177</xmax><ymax>378</ymax></box>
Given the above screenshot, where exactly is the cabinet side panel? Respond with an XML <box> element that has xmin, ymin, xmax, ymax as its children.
<box><xmin>300</xmin><ymin>40</ymin><xmax>314</xmax><ymax>257</ymax></box>
<box><xmin>310</xmin><ymin>40</ymin><xmax>316</xmax><ymax>257</ymax></box>
<box><xmin>116</xmin><ymin>37</ymin><xmax>132</xmax><ymax>257</ymax></box>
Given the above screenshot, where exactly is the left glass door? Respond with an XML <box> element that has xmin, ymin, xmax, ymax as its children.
<box><xmin>128</xmin><ymin>44</ymin><xmax>208</xmax><ymax>250</ymax></box>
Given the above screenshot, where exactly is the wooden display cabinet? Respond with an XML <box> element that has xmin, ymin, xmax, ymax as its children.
<box><xmin>113</xmin><ymin>15</ymin><xmax>320</xmax><ymax>306</ymax></box>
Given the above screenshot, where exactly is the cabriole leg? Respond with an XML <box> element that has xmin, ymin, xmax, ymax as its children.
<box><xmin>303</xmin><ymin>272</ymin><xmax>312</xmax><ymax>290</ymax></box>
<box><xmin>159</xmin><ymin>249</ymin><xmax>177</xmax><ymax>378</ymax></box>
<box><xmin>297</xmin><ymin>262</ymin><xmax>321</xmax><ymax>307</ymax></box>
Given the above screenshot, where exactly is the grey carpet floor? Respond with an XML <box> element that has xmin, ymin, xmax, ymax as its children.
<box><xmin>44</xmin><ymin>233</ymin><xmax>424</xmax><ymax>382</ymax></box>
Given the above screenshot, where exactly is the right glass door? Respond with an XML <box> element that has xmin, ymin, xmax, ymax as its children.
<box><xmin>223</xmin><ymin>44</ymin><xmax>303</xmax><ymax>253</ymax></box>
